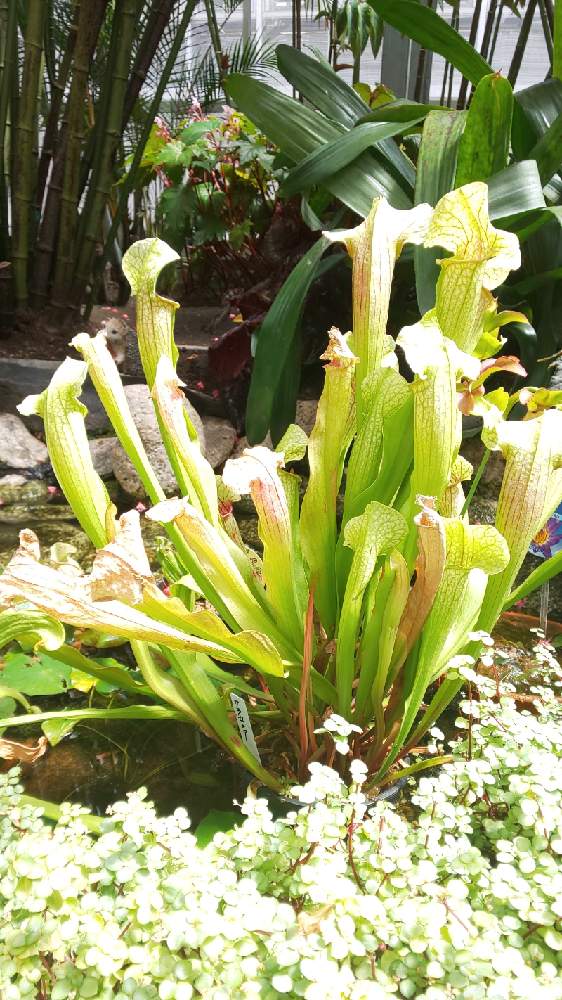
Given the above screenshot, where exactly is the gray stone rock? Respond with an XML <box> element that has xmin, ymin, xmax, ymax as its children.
<box><xmin>295</xmin><ymin>399</ymin><xmax>318</xmax><ymax>437</ymax></box>
<box><xmin>111</xmin><ymin>384</ymin><xmax>206</xmax><ymax>498</ymax></box>
<box><xmin>0</xmin><ymin>413</ymin><xmax>49</xmax><ymax>470</ymax></box>
<box><xmin>89</xmin><ymin>437</ymin><xmax>118</xmax><ymax>478</ymax></box>
<box><xmin>0</xmin><ymin>357</ymin><xmax>110</xmax><ymax>434</ymax></box>
<box><xmin>203</xmin><ymin>417</ymin><xmax>237</xmax><ymax>470</ymax></box>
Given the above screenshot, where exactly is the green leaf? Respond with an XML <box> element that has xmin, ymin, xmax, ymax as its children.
<box><xmin>275</xmin><ymin>45</ymin><xmax>415</xmax><ymax>191</ymax></box>
<box><xmin>358</xmin><ymin>100</ymin><xmax>438</xmax><ymax>124</ymax></box>
<box><xmin>514</xmin><ymin>78</ymin><xmax>562</xmax><ymax>155</ymax></box>
<box><xmin>281</xmin><ymin>119</ymin><xmax>423</xmax><ymax>198</ymax></box>
<box><xmin>195</xmin><ymin>809</ymin><xmax>242</xmax><ymax>846</ymax></box>
<box><xmin>245</xmin><ymin>237</ymin><xmax>329</xmax><ymax>444</ymax></box>
<box><xmin>487</xmin><ymin>160</ymin><xmax>547</xmax><ymax>223</ymax></box>
<box><xmin>455</xmin><ymin>74</ymin><xmax>514</xmax><ymax>187</ymax></box>
<box><xmin>529</xmin><ymin>110</ymin><xmax>562</xmax><ymax>185</ymax></box>
<box><xmin>413</xmin><ymin>110</ymin><xmax>467</xmax><ymax>314</ymax></box>
<box><xmin>367</xmin><ymin>0</ymin><xmax>492</xmax><ymax>85</ymax></box>
<box><xmin>0</xmin><ymin>649</ymin><xmax>71</xmax><ymax>696</ymax></box>
<box><xmin>0</xmin><ymin>705</ymin><xmax>189</xmax><ymax>730</ymax></box>
<box><xmin>42</xmin><ymin>716</ymin><xmax>79</xmax><ymax>746</ymax></box>
<box><xmin>0</xmin><ymin>607</ymin><xmax>65</xmax><ymax>652</ymax></box>
<box><xmin>224</xmin><ymin>74</ymin><xmax>411</xmax><ymax>214</ymax></box>
<box><xmin>505</xmin><ymin>548</ymin><xmax>562</xmax><ymax>609</ymax></box>
<box><xmin>276</xmin><ymin>42</ymin><xmax>370</xmax><ymax>126</ymax></box>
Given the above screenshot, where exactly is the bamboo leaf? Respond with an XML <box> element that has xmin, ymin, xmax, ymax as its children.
<box><xmin>455</xmin><ymin>74</ymin><xmax>514</xmax><ymax>187</ymax></box>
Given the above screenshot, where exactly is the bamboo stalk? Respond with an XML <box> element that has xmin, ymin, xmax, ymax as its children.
<box><xmin>68</xmin><ymin>0</ymin><xmax>138</xmax><ymax>308</ymax></box>
<box><xmin>51</xmin><ymin>0</ymin><xmax>111</xmax><ymax>304</ymax></box>
<box><xmin>11</xmin><ymin>0</ymin><xmax>47</xmax><ymax>307</ymax></box>
<box><xmin>121</xmin><ymin>0</ymin><xmax>176</xmax><ymax>128</ymax></box>
<box><xmin>32</xmin><ymin>0</ymin><xmax>107</xmax><ymax>304</ymax></box>
<box><xmin>538</xmin><ymin>0</ymin><xmax>554</xmax><ymax>62</ymax></box>
<box><xmin>203</xmin><ymin>0</ymin><xmax>224</xmax><ymax>81</ymax></box>
<box><xmin>480</xmin><ymin>0</ymin><xmax>499</xmax><ymax>61</ymax></box>
<box><xmin>457</xmin><ymin>0</ymin><xmax>483</xmax><ymax>108</ymax></box>
<box><xmin>35</xmin><ymin>0</ymin><xmax>80</xmax><ymax>212</ymax></box>
<box><xmin>488</xmin><ymin>0</ymin><xmax>505</xmax><ymax>63</ymax></box>
<box><xmin>509</xmin><ymin>0</ymin><xmax>538</xmax><ymax>85</ymax></box>
<box><xmin>0</xmin><ymin>0</ymin><xmax>16</xmax><ymax>262</ymax></box>
<box><xmin>84</xmin><ymin>0</ymin><xmax>199</xmax><ymax>318</ymax></box>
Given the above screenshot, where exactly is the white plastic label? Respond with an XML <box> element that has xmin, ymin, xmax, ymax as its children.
<box><xmin>230</xmin><ymin>693</ymin><xmax>261</xmax><ymax>763</ymax></box>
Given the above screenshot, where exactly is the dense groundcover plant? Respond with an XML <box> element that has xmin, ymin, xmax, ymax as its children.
<box><xmin>1</xmin><ymin>675</ymin><xmax>562</xmax><ymax>999</ymax></box>
<box><xmin>1</xmin><ymin>181</ymin><xmax>562</xmax><ymax>791</ymax></box>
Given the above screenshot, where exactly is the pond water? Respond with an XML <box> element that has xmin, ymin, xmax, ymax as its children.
<box><xmin>1</xmin><ymin>478</ymin><xmax>561</xmax><ymax>822</ymax></box>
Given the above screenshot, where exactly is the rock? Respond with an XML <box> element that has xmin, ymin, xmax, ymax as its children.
<box><xmin>0</xmin><ymin>413</ymin><xmax>49</xmax><ymax>470</ymax></box>
<box><xmin>231</xmin><ymin>432</ymin><xmax>273</xmax><ymax>459</ymax></box>
<box><xmin>202</xmin><ymin>417</ymin><xmax>237</xmax><ymax>469</ymax></box>
<box><xmin>111</xmin><ymin>384</ymin><xmax>206</xmax><ymax>498</ymax></box>
<box><xmin>295</xmin><ymin>399</ymin><xmax>318</xmax><ymax>436</ymax></box>
<box><xmin>89</xmin><ymin>437</ymin><xmax>118</xmax><ymax>478</ymax></box>
<box><xmin>0</xmin><ymin>473</ymin><xmax>27</xmax><ymax>492</ymax></box>
<box><xmin>460</xmin><ymin>437</ymin><xmax>505</xmax><ymax>499</ymax></box>
<box><xmin>0</xmin><ymin>357</ymin><xmax>112</xmax><ymax>434</ymax></box>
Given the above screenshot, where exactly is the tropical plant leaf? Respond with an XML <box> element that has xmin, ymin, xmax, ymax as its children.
<box><xmin>455</xmin><ymin>74</ymin><xmax>514</xmax><ymax>187</ymax></box>
<box><xmin>224</xmin><ymin>74</ymin><xmax>411</xmax><ymax>213</ymax></box>
<box><xmin>245</xmin><ymin>237</ymin><xmax>330</xmax><ymax>444</ymax></box>
<box><xmin>529</xmin><ymin>111</ymin><xmax>562</xmax><ymax>185</ymax></box>
<box><xmin>413</xmin><ymin>110</ymin><xmax>467</xmax><ymax>314</ymax></box>
<box><xmin>281</xmin><ymin>119</ymin><xmax>423</xmax><ymax>198</ymax></box>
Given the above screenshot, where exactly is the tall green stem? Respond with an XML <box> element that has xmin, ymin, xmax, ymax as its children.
<box><xmin>67</xmin><ymin>0</ymin><xmax>137</xmax><ymax>308</ymax></box>
<box><xmin>11</xmin><ymin>0</ymin><xmax>46</xmax><ymax>307</ymax></box>
<box><xmin>121</xmin><ymin>0</ymin><xmax>176</xmax><ymax>128</ymax></box>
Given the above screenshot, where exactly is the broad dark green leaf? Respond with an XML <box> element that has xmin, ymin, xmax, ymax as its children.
<box><xmin>367</xmin><ymin>0</ymin><xmax>492</xmax><ymax>84</ymax></box>
<box><xmin>276</xmin><ymin>43</ymin><xmax>369</xmax><ymax>126</ymax></box>
<box><xmin>274</xmin><ymin>45</ymin><xmax>415</xmax><ymax>193</ymax></box>
<box><xmin>358</xmin><ymin>100</ymin><xmax>438</xmax><ymax>124</ymax></box>
<box><xmin>529</xmin><ymin>111</ymin><xmax>562</xmax><ymax>185</ymax></box>
<box><xmin>487</xmin><ymin>160</ymin><xmax>547</xmax><ymax>222</ymax></box>
<box><xmin>282</xmin><ymin>119</ymin><xmax>423</xmax><ymax>198</ymax></box>
<box><xmin>455</xmin><ymin>74</ymin><xmax>513</xmax><ymax>186</ymax></box>
<box><xmin>246</xmin><ymin>238</ymin><xmax>329</xmax><ymax>443</ymax></box>
<box><xmin>224</xmin><ymin>74</ymin><xmax>411</xmax><ymax>214</ymax></box>
<box><xmin>514</xmin><ymin>79</ymin><xmax>562</xmax><ymax>148</ymax></box>
<box><xmin>413</xmin><ymin>110</ymin><xmax>467</xmax><ymax>314</ymax></box>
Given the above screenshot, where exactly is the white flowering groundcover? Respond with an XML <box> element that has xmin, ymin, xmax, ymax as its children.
<box><xmin>1</xmin><ymin>671</ymin><xmax>562</xmax><ymax>1000</ymax></box>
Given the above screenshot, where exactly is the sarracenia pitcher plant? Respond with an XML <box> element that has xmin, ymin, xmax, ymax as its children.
<box><xmin>2</xmin><ymin>181</ymin><xmax>562</xmax><ymax>792</ymax></box>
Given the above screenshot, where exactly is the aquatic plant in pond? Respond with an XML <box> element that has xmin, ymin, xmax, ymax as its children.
<box><xmin>1</xmin><ymin>181</ymin><xmax>562</xmax><ymax>793</ymax></box>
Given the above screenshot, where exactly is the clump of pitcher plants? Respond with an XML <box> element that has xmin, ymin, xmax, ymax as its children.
<box><xmin>1</xmin><ymin>182</ymin><xmax>561</xmax><ymax>793</ymax></box>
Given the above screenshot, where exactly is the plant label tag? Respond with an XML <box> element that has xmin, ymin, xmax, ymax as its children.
<box><xmin>230</xmin><ymin>693</ymin><xmax>261</xmax><ymax>764</ymax></box>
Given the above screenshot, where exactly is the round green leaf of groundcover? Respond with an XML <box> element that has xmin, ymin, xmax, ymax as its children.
<box><xmin>194</xmin><ymin>809</ymin><xmax>242</xmax><ymax>846</ymax></box>
<box><xmin>0</xmin><ymin>650</ymin><xmax>72</xmax><ymax>696</ymax></box>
